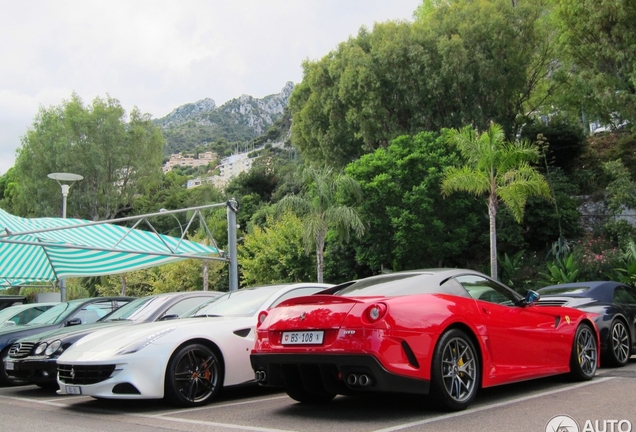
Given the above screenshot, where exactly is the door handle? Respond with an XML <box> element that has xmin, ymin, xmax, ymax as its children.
<box><xmin>481</xmin><ymin>307</ymin><xmax>491</xmax><ymax>315</ymax></box>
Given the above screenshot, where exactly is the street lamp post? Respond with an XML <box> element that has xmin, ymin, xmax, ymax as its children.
<box><xmin>48</xmin><ymin>172</ymin><xmax>84</xmax><ymax>301</ymax></box>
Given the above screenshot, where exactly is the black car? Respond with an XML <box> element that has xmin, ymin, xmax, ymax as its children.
<box><xmin>0</xmin><ymin>296</ymin><xmax>26</xmax><ymax>311</ymax></box>
<box><xmin>537</xmin><ymin>281</ymin><xmax>636</xmax><ymax>367</ymax></box>
<box><xmin>0</xmin><ymin>296</ymin><xmax>133</xmax><ymax>384</ymax></box>
<box><xmin>6</xmin><ymin>291</ymin><xmax>221</xmax><ymax>387</ymax></box>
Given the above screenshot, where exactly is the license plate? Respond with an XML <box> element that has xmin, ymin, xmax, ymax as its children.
<box><xmin>4</xmin><ymin>361</ymin><xmax>14</xmax><ymax>371</ymax></box>
<box><xmin>65</xmin><ymin>385</ymin><xmax>82</xmax><ymax>395</ymax></box>
<box><xmin>281</xmin><ymin>331</ymin><xmax>324</xmax><ymax>345</ymax></box>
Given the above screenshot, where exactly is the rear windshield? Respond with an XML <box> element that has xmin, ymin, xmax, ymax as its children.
<box><xmin>334</xmin><ymin>273</ymin><xmax>442</xmax><ymax>297</ymax></box>
<box><xmin>184</xmin><ymin>285</ymin><xmax>287</xmax><ymax>317</ymax></box>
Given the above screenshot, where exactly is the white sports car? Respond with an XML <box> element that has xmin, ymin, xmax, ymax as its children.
<box><xmin>56</xmin><ymin>283</ymin><xmax>331</xmax><ymax>406</ymax></box>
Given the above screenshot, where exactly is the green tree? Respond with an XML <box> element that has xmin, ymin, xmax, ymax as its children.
<box><xmin>603</xmin><ymin>159</ymin><xmax>636</xmax><ymax>214</ymax></box>
<box><xmin>238</xmin><ymin>212</ymin><xmax>316</xmax><ymax>285</ymax></box>
<box><xmin>345</xmin><ymin>132</ymin><xmax>482</xmax><ymax>272</ymax></box>
<box><xmin>441</xmin><ymin>123</ymin><xmax>551</xmax><ymax>280</ymax></box>
<box><xmin>276</xmin><ymin>167</ymin><xmax>365</xmax><ymax>283</ymax></box>
<box><xmin>291</xmin><ymin>0</ymin><xmax>557</xmax><ymax>167</ymax></box>
<box><xmin>552</xmin><ymin>0</ymin><xmax>636</xmax><ymax>126</ymax></box>
<box><xmin>12</xmin><ymin>93</ymin><xmax>164</xmax><ymax>220</ymax></box>
<box><xmin>0</xmin><ymin>168</ymin><xmax>18</xmax><ymax>213</ymax></box>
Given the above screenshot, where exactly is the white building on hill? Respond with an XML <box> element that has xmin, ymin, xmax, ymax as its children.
<box><xmin>162</xmin><ymin>151</ymin><xmax>217</xmax><ymax>173</ymax></box>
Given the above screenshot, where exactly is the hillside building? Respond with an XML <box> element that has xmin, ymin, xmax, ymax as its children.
<box><xmin>162</xmin><ymin>151</ymin><xmax>217</xmax><ymax>173</ymax></box>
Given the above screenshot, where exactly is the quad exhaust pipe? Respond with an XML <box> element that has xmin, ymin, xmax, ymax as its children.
<box><xmin>255</xmin><ymin>370</ymin><xmax>267</xmax><ymax>382</ymax></box>
<box><xmin>346</xmin><ymin>373</ymin><xmax>372</xmax><ymax>387</ymax></box>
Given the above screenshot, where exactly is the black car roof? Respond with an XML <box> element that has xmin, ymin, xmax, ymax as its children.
<box><xmin>538</xmin><ymin>281</ymin><xmax>626</xmax><ymax>303</ymax></box>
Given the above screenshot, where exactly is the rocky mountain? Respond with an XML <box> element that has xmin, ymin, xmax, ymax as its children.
<box><xmin>156</xmin><ymin>82</ymin><xmax>294</xmax><ymax>155</ymax></box>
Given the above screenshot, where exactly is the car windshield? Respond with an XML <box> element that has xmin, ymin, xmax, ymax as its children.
<box><xmin>0</xmin><ymin>305</ymin><xmax>25</xmax><ymax>322</ymax></box>
<box><xmin>26</xmin><ymin>300</ymin><xmax>84</xmax><ymax>325</ymax></box>
<box><xmin>183</xmin><ymin>285</ymin><xmax>287</xmax><ymax>318</ymax></box>
<box><xmin>539</xmin><ymin>286</ymin><xmax>590</xmax><ymax>295</ymax></box>
<box><xmin>100</xmin><ymin>296</ymin><xmax>161</xmax><ymax>322</ymax></box>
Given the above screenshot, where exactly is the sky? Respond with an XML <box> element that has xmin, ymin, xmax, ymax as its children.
<box><xmin>0</xmin><ymin>0</ymin><xmax>421</xmax><ymax>175</ymax></box>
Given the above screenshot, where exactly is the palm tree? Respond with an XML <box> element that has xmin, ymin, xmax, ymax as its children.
<box><xmin>441</xmin><ymin>123</ymin><xmax>551</xmax><ymax>280</ymax></box>
<box><xmin>276</xmin><ymin>166</ymin><xmax>365</xmax><ymax>283</ymax></box>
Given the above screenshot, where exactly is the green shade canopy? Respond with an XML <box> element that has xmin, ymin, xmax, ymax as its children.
<box><xmin>0</xmin><ymin>208</ymin><xmax>221</xmax><ymax>288</ymax></box>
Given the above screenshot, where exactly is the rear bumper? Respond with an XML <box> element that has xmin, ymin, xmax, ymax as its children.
<box><xmin>250</xmin><ymin>353</ymin><xmax>430</xmax><ymax>396</ymax></box>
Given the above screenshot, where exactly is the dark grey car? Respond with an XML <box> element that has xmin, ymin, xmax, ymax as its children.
<box><xmin>0</xmin><ymin>296</ymin><xmax>134</xmax><ymax>384</ymax></box>
<box><xmin>538</xmin><ymin>281</ymin><xmax>636</xmax><ymax>367</ymax></box>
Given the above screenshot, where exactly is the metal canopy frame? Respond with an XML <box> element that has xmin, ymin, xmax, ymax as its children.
<box><xmin>0</xmin><ymin>200</ymin><xmax>239</xmax><ymax>291</ymax></box>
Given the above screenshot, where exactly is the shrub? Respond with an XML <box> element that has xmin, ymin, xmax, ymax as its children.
<box><xmin>572</xmin><ymin>237</ymin><xmax>622</xmax><ymax>280</ymax></box>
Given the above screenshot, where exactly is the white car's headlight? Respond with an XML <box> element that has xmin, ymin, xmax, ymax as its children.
<box><xmin>45</xmin><ymin>340</ymin><xmax>62</xmax><ymax>356</ymax></box>
<box><xmin>34</xmin><ymin>343</ymin><xmax>48</xmax><ymax>355</ymax></box>
<box><xmin>116</xmin><ymin>327</ymin><xmax>175</xmax><ymax>355</ymax></box>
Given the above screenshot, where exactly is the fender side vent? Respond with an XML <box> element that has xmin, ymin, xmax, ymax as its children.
<box><xmin>401</xmin><ymin>341</ymin><xmax>420</xmax><ymax>369</ymax></box>
<box><xmin>233</xmin><ymin>328</ymin><xmax>251</xmax><ymax>338</ymax></box>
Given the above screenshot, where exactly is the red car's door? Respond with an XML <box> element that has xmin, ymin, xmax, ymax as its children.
<box><xmin>456</xmin><ymin>275</ymin><xmax>560</xmax><ymax>383</ymax></box>
<box><xmin>478</xmin><ymin>302</ymin><xmax>559</xmax><ymax>373</ymax></box>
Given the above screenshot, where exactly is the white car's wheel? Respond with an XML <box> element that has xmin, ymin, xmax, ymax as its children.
<box><xmin>164</xmin><ymin>343</ymin><xmax>222</xmax><ymax>407</ymax></box>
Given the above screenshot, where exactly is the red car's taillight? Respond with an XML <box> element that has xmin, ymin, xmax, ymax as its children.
<box><xmin>365</xmin><ymin>303</ymin><xmax>387</xmax><ymax>323</ymax></box>
<box><xmin>257</xmin><ymin>311</ymin><xmax>268</xmax><ymax>328</ymax></box>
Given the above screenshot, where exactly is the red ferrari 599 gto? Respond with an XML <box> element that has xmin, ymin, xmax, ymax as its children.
<box><xmin>251</xmin><ymin>269</ymin><xmax>600</xmax><ymax>411</ymax></box>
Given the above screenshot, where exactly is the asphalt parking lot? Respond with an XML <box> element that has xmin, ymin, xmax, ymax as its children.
<box><xmin>1</xmin><ymin>359</ymin><xmax>635</xmax><ymax>432</ymax></box>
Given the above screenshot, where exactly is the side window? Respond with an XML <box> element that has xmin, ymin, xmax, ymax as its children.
<box><xmin>455</xmin><ymin>275</ymin><xmax>516</xmax><ymax>305</ymax></box>
<box><xmin>440</xmin><ymin>278</ymin><xmax>472</xmax><ymax>298</ymax></box>
<box><xmin>15</xmin><ymin>310</ymin><xmax>33</xmax><ymax>325</ymax></box>
<box><xmin>164</xmin><ymin>297</ymin><xmax>214</xmax><ymax>317</ymax></box>
<box><xmin>77</xmin><ymin>300</ymin><xmax>131</xmax><ymax>324</ymax></box>
<box><xmin>75</xmin><ymin>306</ymin><xmax>104</xmax><ymax>324</ymax></box>
<box><xmin>270</xmin><ymin>287</ymin><xmax>324</xmax><ymax>308</ymax></box>
<box><xmin>614</xmin><ymin>287</ymin><xmax>636</xmax><ymax>305</ymax></box>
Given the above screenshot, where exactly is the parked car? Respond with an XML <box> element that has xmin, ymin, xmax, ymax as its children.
<box><xmin>0</xmin><ymin>303</ymin><xmax>58</xmax><ymax>328</ymax></box>
<box><xmin>250</xmin><ymin>269</ymin><xmax>600</xmax><ymax>411</ymax></box>
<box><xmin>0</xmin><ymin>296</ymin><xmax>26</xmax><ymax>311</ymax></box>
<box><xmin>0</xmin><ymin>296</ymin><xmax>133</xmax><ymax>384</ymax></box>
<box><xmin>537</xmin><ymin>281</ymin><xmax>636</xmax><ymax>367</ymax></box>
<box><xmin>56</xmin><ymin>283</ymin><xmax>332</xmax><ymax>406</ymax></box>
<box><xmin>6</xmin><ymin>291</ymin><xmax>221</xmax><ymax>387</ymax></box>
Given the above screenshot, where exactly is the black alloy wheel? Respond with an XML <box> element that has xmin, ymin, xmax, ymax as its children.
<box><xmin>164</xmin><ymin>343</ymin><xmax>222</xmax><ymax>407</ymax></box>
<box><xmin>606</xmin><ymin>319</ymin><xmax>630</xmax><ymax>367</ymax></box>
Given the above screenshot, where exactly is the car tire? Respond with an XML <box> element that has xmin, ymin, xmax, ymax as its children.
<box><xmin>605</xmin><ymin>319</ymin><xmax>630</xmax><ymax>367</ymax></box>
<box><xmin>284</xmin><ymin>365</ymin><xmax>336</xmax><ymax>403</ymax></box>
<box><xmin>429</xmin><ymin>328</ymin><xmax>480</xmax><ymax>411</ymax></box>
<box><xmin>164</xmin><ymin>343</ymin><xmax>223</xmax><ymax>407</ymax></box>
<box><xmin>569</xmin><ymin>323</ymin><xmax>598</xmax><ymax>381</ymax></box>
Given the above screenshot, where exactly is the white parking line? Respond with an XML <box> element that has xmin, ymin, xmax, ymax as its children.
<box><xmin>371</xmin><ymin>377</ymin><xmax>614</xmax><ymax>432</ymax></box>
<box><xmin>0</xmin><ymin>394</ymin><xmax>70</xmax><ymax>407</ymax></box>
<box><xmin>0</xmin><ymin>377</ymin><xmax>615</xmax><ymax>432</ymax></box>
<box><xmin>0</xmin><ymin>392</ymin><xmax>298</xmax><ymax>432</ymax></box>
<box><xmin>151</xmin><ymin>394</ymin><xmax>290</xmax><ymax>417</ymax></box>
<box><xmin>132</xmin><ymin>414</ymin><xmax>299</xmax><ymax>432</ymax></box>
